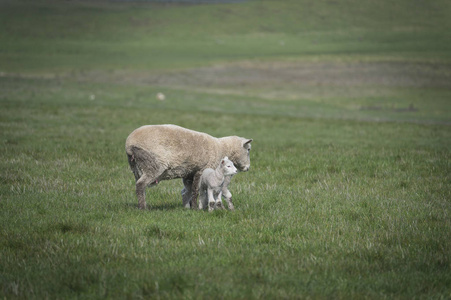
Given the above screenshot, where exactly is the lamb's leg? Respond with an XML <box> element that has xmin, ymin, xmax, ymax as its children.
<box><xmin>207</xmin><ymin>188</ymin><xmax>215</xmax><ymax>212</ymax></box>
<box><xmin>221</xmin><ymin>176</ymin><xmax>235</xmax><ymax>210</ymax></box>
<box><xmin>215</xmin><ymin>191</ymin><xmax>224</xmax><ymax>210</ymax></box>
<box><xmin>222</xmin><ymin>188</ymin><xmax>234</xmax><ymax>210</ymax></box>
<box><xmin>226</xmin><ymin>198</ymin><xmax>235</xmax><ymax>210</ymax></box>
<box><xmin>182</xmin><ymin>177</ymin><xmax>193</xmax><ymax>208</ymax></box>
<box><xmin>189</xmin><ymin>172</ymin><xmax>202</xmax><ymax>210</ymax></box>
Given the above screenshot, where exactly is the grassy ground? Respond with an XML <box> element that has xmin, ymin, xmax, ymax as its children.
<box><xmin>1</xmin><ymin>0</ymin><xmax>450</xmax><ymax>299</ymax></box>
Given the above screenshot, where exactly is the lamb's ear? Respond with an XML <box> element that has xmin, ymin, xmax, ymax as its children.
<box><xmin>224</xmin><ymin>156</ymin><xmax>229</xmax><ymax>160</ymax></box>
<box><xmin>221</xmin><ymin>159</ymin><xmax>225</xmax><ymax>165</ymax></box>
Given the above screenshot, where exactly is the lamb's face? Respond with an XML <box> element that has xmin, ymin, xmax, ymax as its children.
<box><xmin>221</xmin><ymin>157</ymin><xmax>238</xmax><ymax>176</ymax></box>
<box><xmin>233</xmin><ymin>138</ymin><xmax>252</xmax><ymax>172</ymax></box>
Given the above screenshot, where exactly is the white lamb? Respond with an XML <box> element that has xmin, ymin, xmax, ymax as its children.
<box><xmin>199</xmin><ymin>157</ymin><xmax>237</xmax><ymax>211</ymax></box>
<box><xmin>182</xmin><ymin>174</ymin><xmax>236</xmax><ymax>210</ymax></box>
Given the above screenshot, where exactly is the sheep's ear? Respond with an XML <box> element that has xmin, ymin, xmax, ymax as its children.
<box><xmin>221</xmin><ymin>159</ymin><xmax>225</xmax><ymax>165</ymax></box>
<box><xmin>224</xmin><ymin>156</ymin><xmax>228</xmax><ymax>160</ymax></box>
<box><xmin>242</xmin><ymin>139</ymin><xmax>253</xmax><ymax>147</ymax></box>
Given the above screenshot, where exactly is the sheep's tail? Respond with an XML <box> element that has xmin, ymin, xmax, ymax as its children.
<box><xmin>127</xmin><ymin>146</ymin><xmax>142</xmax><ymax>181</ymax></box>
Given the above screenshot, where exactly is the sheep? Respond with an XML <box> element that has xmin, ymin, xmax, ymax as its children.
<box><xmin>198</xmin><ymin>156</ymin><xmax>237</xmax><ymax>211</ymax></box>
<box><xmin>125</xmin><ymin>124</ymin><xmax>252</xmax><ymax>210</ymax></box>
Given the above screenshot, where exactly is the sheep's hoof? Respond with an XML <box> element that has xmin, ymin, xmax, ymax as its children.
<box><xmin>215</xmin><ymin>202</ymin><xmax>224</xmax><ymax>210</ymax></box>
<box><xmin>208</xmin><ymin>202</ymin><xmax>215</xmax><ymax>212</ymax></box>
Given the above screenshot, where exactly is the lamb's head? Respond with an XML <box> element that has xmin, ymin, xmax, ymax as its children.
<box><xmin>220</xmin><ymin>156</ymin><xmax>238</xmax><ymax>176</ymax></box>
<box><xmin>224</xmin><ymin>137</ymin><xmax>253</xmax><ymax>172</ymax></box>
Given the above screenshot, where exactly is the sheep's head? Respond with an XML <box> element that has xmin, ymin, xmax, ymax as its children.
<box><xmin>233</xmin><ymin>138</ymin><xmax>252</xmax><ymax>172</ymax></box>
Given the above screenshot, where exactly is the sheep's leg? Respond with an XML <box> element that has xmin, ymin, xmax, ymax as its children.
<box><xmin>129</xmin><ymin>146</ymin><xmax>162</xmax><ymax>210</ymax></box>
<box><xmin>182</xmin><ymin>177</ymin><xmax>193</xmax><ymax>208</ymax></box>
<box><xmin>198</xmin><ymin>187</ymin><xmax>207</xmax><ymax>210</ymax></box>
<box><xmin>189</xmin><ymin>172</ymin><xmax>202</xmax><ymax>210</ymax></box>
<box><xmin>135</xmin><ymin>174</ymin><xmax>157</xmax><ymax>210</ymax></box>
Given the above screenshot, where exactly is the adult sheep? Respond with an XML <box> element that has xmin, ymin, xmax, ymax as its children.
<box><xmin>125</xmin><ymin>124</ymin><xmax>252</xmax><ymax>209</ymax></box>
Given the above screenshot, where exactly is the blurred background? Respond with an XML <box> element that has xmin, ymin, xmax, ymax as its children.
<box><xmin>1</xmin><ymin>0</ymin><xmax>450</xmax><ymax>123</ymax></box>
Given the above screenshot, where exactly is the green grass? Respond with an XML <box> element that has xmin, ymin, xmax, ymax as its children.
<box><xmin>1</xmin><ymin>0</ymin><xmax>451</xmax><ymax>298</ymax></box>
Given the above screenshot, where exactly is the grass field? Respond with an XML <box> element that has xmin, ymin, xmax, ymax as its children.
<box><xmin>1</xmin><ymin>0</ymin><xmax>451</xmax><ymax>298</ymax></box>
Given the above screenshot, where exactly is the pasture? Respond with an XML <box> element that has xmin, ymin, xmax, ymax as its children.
<box><xmin>1</xmin><ymin>0</ymin><xmax>450</xmax><ymax>298</ymax></box>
